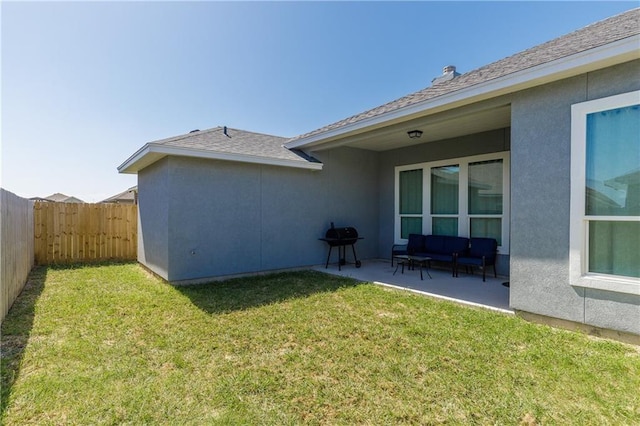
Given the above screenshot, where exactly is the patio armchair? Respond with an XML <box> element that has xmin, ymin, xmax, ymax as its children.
<box><xmin>456</xmin><ymin>237</ymin><xmax>498</xmax><ymax>282</ymax></box>
<box><xmin>391</xmin><ymin>234</ymin><xmax>424</xmax><ymax>266</ymax></box>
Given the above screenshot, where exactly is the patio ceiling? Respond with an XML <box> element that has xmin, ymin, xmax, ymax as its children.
<box><xmin>307</xmin><ymin>103</ymin><xmax>511</xmax><ymax>152</ymax></box>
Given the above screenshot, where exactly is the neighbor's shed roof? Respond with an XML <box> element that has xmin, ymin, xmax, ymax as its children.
<box><xmin>100</xmin><ymin>186</ymin><xmax>138</xmax><ymax>203</ymax></box>
<box><xmin>34</xmin><ymin>193</ymin><xmax>85</xmax><ymax>203</ymax></box>
<box><xmin>118</xmin><ymin>127</ymin><xmax>322</xmax><ymax>174</ymax></box>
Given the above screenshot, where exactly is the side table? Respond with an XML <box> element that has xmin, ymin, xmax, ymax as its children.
<box><xmin>393</xmin><ymin>255</ymin><xmax>432</xmax><ymax>280</ymax></box>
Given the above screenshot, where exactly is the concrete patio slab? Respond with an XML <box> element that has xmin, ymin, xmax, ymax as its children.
<box><xmin>313</xmin><ymin>259</ymin><xmax>512</xmax><ymax>314</ymax></box>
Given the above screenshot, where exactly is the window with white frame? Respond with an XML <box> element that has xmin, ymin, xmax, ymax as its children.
<box><xmin>395</xmin><ymin>152</ymin><xmax>510</xmax><ymax>253</ymax></box>
<box><xmin>469</xmin><ymin>159</ymin><xmax>504</xmax><ymax>246</ymax></box>
<box><xmin>570</xmin><ymin>91</ymin><xmax>640</xmax><ymax>295</ymax></box>
<box><xmin>398</xmin><ymin>169</ymin><xmax>423</xmax><ymax>239</ymax></box>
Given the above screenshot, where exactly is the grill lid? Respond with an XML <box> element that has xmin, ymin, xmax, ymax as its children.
<box><xmin>325</xmin><ymin>225</ymin><xmax>358</xmax><ymax>240</ymax></box>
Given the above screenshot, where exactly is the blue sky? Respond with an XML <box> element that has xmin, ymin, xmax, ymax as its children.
<box><xmin>1</xmin><ymin>1</ymin><xmax>636</xmax><ymax>202</ymax></box>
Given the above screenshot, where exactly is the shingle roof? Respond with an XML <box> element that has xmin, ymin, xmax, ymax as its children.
<box><xmin>35</xmin><ymin>193</ymin><xmax>85</xmax><ymax>203</ymax></box>
<box><xmin>288</xmin><ymin>8</ymin><xmax>640</xmax><ymax>143</ymax></box>
<box><xmin>150</xmin><ymin>126</ymin><xmax>317</xmax><ymax>164</ymax></box>
<box><xmin>44</xmin><ymin>193</ymin><xmax>70</xmax><ymax>202</ymax></box>
<box><xmin>101</xmin><ymin>186</ymin><xmax>137</xmax><ymax>203</ymax></box>
<box><xmin>121</xmin><ymin>9</ymin><xmax>637</xmax><ymax>173</ymax></box>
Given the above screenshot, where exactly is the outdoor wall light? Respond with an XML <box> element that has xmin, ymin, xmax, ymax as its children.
<box><xmin>407</xmin><ymin>130</ymin><xmax>423</xmax><ymax>139</ymax></box>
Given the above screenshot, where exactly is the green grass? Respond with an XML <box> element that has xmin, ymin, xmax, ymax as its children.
<box><xmin>2</xmin><ymin>263</ymin><xmax>639</xmax><ymax>425</ymax></box>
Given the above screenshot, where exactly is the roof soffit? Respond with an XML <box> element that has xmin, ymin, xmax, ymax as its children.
<box><xmin>286</xmin><ymin>32</ymin><xmax>640</xmax><ymax>152</ymax></box>
<box><xmin>118</xmin><ymin>127</ymin><xmax>323</xmax><ymax>174</ymax></box>
<box><xmin>118</xmin><ymin>143</ymin><xmax>323</xmax><ymax>174</ymax></box>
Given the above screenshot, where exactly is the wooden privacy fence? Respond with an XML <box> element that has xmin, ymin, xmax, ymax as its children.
<box><xmin>1</xmin><ymin>188</ymin><xmax>35</xmax><ymax>322</ymax></box>
<box><xmin>34</xmin><ymin>202</ymin><xmax>137</xmax><ymax>265</ymax></box>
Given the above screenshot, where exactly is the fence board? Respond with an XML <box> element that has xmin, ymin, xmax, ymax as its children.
<box><xmin>34</xmin><ymin>202</ymin><xmax>137</xmax><ymax>265</ymax></box>
<box><xmin>1</xmin><ymin>189</ymin><xmax>34</xmax><ymax>322</ymax></box>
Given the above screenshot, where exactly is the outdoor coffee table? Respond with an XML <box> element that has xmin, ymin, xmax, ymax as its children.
<box><xmin>393</xmin><ymin>255</ymin><xmax>432</xmax><ymax>280</ymax></box>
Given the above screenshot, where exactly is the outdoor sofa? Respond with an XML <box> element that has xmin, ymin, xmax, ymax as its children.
<box><xmin>391</xmin><ymin>234</ymin><xmax>498</xmax><ymax>281</ymax></box>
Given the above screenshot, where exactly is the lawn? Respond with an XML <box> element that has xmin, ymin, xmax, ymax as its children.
<box><xmin>1</xmin><ymin>263</ymin><xmax>639</xmax><ymax>425</ymax></box>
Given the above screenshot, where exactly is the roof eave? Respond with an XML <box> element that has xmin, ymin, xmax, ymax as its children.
<box><xmin>285</xmin><ymin>34</ymin><xmax>640</xmax><ymax>150</ymax></box>
<box><xmin>117</xmin><ymin>144</ymin><xmax>323</xmax><ymax>174</ymax></box>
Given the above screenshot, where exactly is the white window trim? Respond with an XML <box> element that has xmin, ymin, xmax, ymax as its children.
<box><xmin>394</xmin><ymin>151</ymin><xmax>510</xmax><ymax>254</ymax></box>
<box><xmin>570</xmin><ymin>90</ymin><xmax>640</xmax><ymax>296</ymax></box>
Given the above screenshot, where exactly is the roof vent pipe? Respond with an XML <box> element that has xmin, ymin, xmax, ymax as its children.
<box><xmin>223</xmin><ymin>126</ymin><xmax>231</xmax><ymax>138</ymax></box>
<box><xmin>442</xmin><ymin>65</ymin><xmax>457</xmax><ymax>74</ymax></box>
<box><xmin>432</xmin><ymin>65</ymin><xmax>461</xmax><ymax>85</ymax></box>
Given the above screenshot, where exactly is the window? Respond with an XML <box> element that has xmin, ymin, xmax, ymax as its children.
<box><xmin>431</xmin><ymin>165</ymin><xmax>459</xmax><ymax>236</ymax></box>
<box><xmin>399</xmin><ymin>169</ymin><xmax>423</xmax><ymax>239</ymax></box>
<box><xmin>469</xmin><ymin>159</ymin><xmax>503</xmax><ymax>245</ymax></box>
<box><xmin>570</xmin><ymin>90</ymin><xmax>640</xmax><ymax>295</ymax></box>
<box><xmin>395</xmin><ymin>152</ymin><xmax>510</xmax><ymax>252</ymax></box>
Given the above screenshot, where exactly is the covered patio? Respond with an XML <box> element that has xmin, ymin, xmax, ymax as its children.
<box><xmin>313</xmin><ymin>259</ymin><xmax>512</xmax><ymax>314</ymax></box>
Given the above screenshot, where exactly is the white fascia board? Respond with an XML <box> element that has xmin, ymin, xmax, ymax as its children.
<box><xmin>118</xmin><ymin>143</ymin><xmax>153</xmax><ymax>174</ymax></box>
<box><xmin>285</xmin><ymin>35</ymin><xmax>640</xmax><ymax>150</ymax></box>
<box><xmin>117</xmin><ymin>144</ymin><xmax>323</xmax><ymax>174</ymax></box>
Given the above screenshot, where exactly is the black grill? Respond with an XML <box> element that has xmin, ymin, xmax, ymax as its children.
<box><xmin>319</xmin><ymin>223</ymin><xmax>362</xmax><ymax>270</ymax></box>
<box><xmin>324</xmin><ymin>226</ymin><xmax>359</xmax><ymax>245</ymax></box>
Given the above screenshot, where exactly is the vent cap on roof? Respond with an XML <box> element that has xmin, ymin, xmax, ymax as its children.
<box><xmin>432</xmin><ymin>65</ymin><xmax>461</xmax><ymax>85</ymax></box>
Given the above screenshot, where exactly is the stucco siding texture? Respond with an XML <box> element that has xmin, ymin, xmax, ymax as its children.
<box><xmin>160</xmin><ymin>147</ymin><xmax>378</xmax><ymax>283</ymax></box>
<box><xmin>510</xmin><ymin>60</ymin><xmax>640</xmax><ymax>334</ymax></box>
<box><xmin>137</xmin><ymin>158</ymin><xmax>170</xmax><ymax>280</ymax></box>
<box><xmin>167</xmin><ymin>157</ymin><xmax>262</xmax><ymax>281</ymax></box>
<box><xmin>376</xmin><ymin>128</ymin><xmax>511</xmax><ymax>276</ymax></box>
<box><xmin>584</xmin><ymin>289</ymin><xmax>640</xmax><ymax>335</ymax></box>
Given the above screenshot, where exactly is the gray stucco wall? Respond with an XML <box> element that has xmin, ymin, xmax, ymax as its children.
<box><xmin>377</xmin><ymin>128</ymin><xmax>512</xmax><ymax>276</ymax></box>
<box><xmin>138</xmin><ymin>147</ymin><xmax>379</xmax><ymax>283</ymax></box>
<box><xmin>510</xmin><ymin>59</ymin><xmax>640</xmax><ymax>335</ymax></box>
<box><xmin>138</xmin><ymin>158</ymin><xmax>170</xmax><ymax>280</ymax></box>
<box><xmin>135</xmin><ymin>59</ymin><xmax>639</xmax><ymax>336</ymax></box>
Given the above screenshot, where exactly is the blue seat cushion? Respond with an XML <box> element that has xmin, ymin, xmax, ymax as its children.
<box><xmin>458</xmin><ymin>238</ymin><xmax>498</xmax><ymax>267</ymax></box>
<box><xmin>406</xmin><ymin>234</ymin><xmax>425</xmax><ymax>255</ymax></box>
<box><xmin>444</xmin><ymin>236</ymin><xmax>470</xmax><ymax>255</ymax></box>
<box><xmin>425</xmin><ymin>253</ymin><xmax>457</xmax><ymax>263</ymax></box>
<box><xmin>467</xmin><ymin>238</ymin><xmax>498</xmax><ymax>261</ymax></box>
<box><xmin>456</xmin><ymin>256</ymin><xmax>484</xmax><ymax>266</ymax></box>
<box><xmin>423</xmin><ymin>235</ymin><xmax>469</xmax><ymax>255</ymax></box>
<box><xmin>423</xmin><ymin>235</ymin><xmax>445</xmax><ymax>254</ymax></box>
<box><xmin>393</xmin><ymin>247</ymin><xmax>408</xmax><ymax>256</ymax></box>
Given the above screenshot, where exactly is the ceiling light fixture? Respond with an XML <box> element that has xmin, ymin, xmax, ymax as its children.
<box><xmin>407</xmin><ymin>130</ymin><xmax>423</xmax><ymax>139</ymax></box>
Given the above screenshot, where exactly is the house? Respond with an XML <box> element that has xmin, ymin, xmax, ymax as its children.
<box><xmin>30</xmin><ymin>193</ymin><xmax>85</xmax><ymax>203</ymax></box>
<box><xmin>100</xmin><ymin>186</ymin><xmax>138</xmax><ymax>204</ymax></box>
<box><xmin>119</xmin><ymin>9</ymin><xmax>640</xmax><ymax>337</ymax></box>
